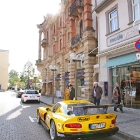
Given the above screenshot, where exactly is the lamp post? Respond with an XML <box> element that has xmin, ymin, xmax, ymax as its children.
<box><xmin>70</xmin><ymin>53</ymin><xmax>84</xmax><ymax>100</ymax></box>
<box><xmin>49</xmin><ymin>65</ymin><xmax>58</xmax><ymax>104</ymax></box>
<box><xmin>34</xmin><ymin>75</ymin><xmax>37</xmax><ymax>90</ymax></box>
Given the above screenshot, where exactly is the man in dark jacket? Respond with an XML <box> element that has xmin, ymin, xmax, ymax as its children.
<box><xmin>93</xmin><ymin>82</ymin><xmax>103</xmax><ymax>105</ymax></box>
<box><xmin>69</xmin><ymin>84</ymin><xmax>75</xmax><ymax>100</ymax></box>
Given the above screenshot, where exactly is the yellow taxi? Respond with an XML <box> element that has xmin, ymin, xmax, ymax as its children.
<box><xmin>36</xmin><ymin>100</ymin><xmax>119</xmax><ymax>140</ymax></box>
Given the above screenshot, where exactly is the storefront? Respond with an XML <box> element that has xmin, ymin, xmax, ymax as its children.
<box><xmin>104</xmin><ymin>51</ymin><xmax>140</xmax><ymax>108</ymax></box>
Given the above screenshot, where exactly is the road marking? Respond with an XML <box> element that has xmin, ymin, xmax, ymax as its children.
<box><xmin>29</xmin><ymin>116</ymin><xmax>37</xmax><ymax>122</ymax></box>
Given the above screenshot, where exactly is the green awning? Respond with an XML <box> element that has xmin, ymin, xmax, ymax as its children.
<box><xmin>103</xmin><ymin>52</ymin><xmax>137</xmax><ymax>68</ymax></box>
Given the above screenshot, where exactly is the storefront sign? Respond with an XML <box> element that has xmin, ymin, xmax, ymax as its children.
<box><xmin>134</xmin><ymin>39</ymin><xmax>140</xmax><ymax>51</ymax></box>
<box><xmin>107</xmin><ymin>25</ymin><xmax>139</xmax><ymax>46</ymax></box>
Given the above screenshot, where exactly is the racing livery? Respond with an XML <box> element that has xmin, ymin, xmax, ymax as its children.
<box><xmin>36</xmin><ymin>100</ymin><xmax>119</xmax><ymax>140</ymax></box>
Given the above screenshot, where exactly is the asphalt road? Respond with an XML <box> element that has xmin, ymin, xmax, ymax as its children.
<box><xmin>0</xmin><ymin>91</ymin><xmax>136</xmax><ymax>140</ymax></box>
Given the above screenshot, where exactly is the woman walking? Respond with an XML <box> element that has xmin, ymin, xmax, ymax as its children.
<box><xmin>113</xmin><ymin>82</ymin><xmax>123</xmax><ymax>112</ymax></box>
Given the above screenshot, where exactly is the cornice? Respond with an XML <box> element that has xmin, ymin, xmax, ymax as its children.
<box><xmin>94</xmin><ymin>0</ymin><xmax>115</xmax><ymax>13</ymax></box>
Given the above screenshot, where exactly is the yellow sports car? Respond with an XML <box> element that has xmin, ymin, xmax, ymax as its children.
<box><xmin>36</xmin><ymin>100</ymin><xmax>119</xmax><ymax>140</ymax></box>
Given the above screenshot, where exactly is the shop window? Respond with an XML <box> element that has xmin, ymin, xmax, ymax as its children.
<box><xmin>109</xmin><ymin>10</ymin><xmax>119</xmax><ymax>32</ymax></box>
<box><xmin>132</xmin><ymin>0</ymin><xmax>140</xmax><ymax>20</ymax></box>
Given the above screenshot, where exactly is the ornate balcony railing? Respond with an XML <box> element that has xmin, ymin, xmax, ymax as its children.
<box><xmin>71</xmin><ymin>34</ymin><xmax>81</xmax><ymax>46</ymax></box>
<box><xmin>69</xmin><ymin>0</ymin><xmax>84</xmax><ymax>16</ymax></box>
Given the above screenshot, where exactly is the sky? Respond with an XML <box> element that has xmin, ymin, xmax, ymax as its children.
<box><xmin>0</xmin><ymin>0</ymin><xmax>61</xmax><ymax>74</ymax></box>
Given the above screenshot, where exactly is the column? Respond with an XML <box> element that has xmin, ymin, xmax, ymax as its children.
<box><xmin>38</xmin><ymin>31</ymin><xmax>42</xmax><ymax>60</ymax></box>
<box><xmin>84</xmin><ymin>40</ymin><xmax>96</xmax><ymax>102</ymax></box>
<box><xmin>60</xmin><ymin>57</ymin><xmax>64</xmax><ymax>98</ymax></box>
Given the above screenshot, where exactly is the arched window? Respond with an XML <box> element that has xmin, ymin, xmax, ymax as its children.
<box><xmin>80</xmin><ymin>20</ymin><xmax>83</xmax><ymax>39</ymax></box>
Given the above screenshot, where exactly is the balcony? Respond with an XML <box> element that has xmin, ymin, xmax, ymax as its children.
<box><xmin>71</xmin><ymin>34</ymin><xmax>81</xmax><ymax>46</ymax></box>
<box><xmin>69</xmin><ymin>0</ymin><xmax>84</xmax><ymax>16</ymax></box>
<box><xmin>35</xmin><ymin>59</ymin><xmax>43</xmax><ymax>65</ymax></box>
<box><xmin>41</xmin><ymin>38</ymin><xmax>48</xmax><ymax>48</ymax></box>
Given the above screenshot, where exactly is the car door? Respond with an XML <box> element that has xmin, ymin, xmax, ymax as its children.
<box><xmin>45</xmin><ymin>103</ymin><xmax>61</xmax><ymax>128</ymax></box>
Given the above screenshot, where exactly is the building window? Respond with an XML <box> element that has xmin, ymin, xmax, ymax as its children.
<box><xmin>54</xmin><ymin>25</ymin><xmax>55</xmax><ymax>33</ymax></box>
<box><xmin>109</xmin><ymin>10</ymin><xmax>119</xmax><ymax>32</ymax></box>
<box><xmin>60</xmin><ymin>39</ymin><xmax>62</xmax><ymax>50</ymax></box>
<box><xmin>47</xmin><ymin>31</ymin><xmax>49</xmax><ymax>40</ymax></box>
<box><xmin>53</xmin><ymin>45</ymin><xmax>55</xmax><ymax>54</ymax></box>
<box><xmin>80</xmin><ymin>20</ymin><xmax>83</xmax><ymax>39</ymax></box>
<box><xmin>60</xmin><ymin>17</ymin><xmax>62</xmax><ymax>26</ymax></box>
<box><xmin>132</xmin><ymin>0</ymin><xmax>140</xmax><ymax>20</ymax></box>
<box><xmin>105</xmin><ymin>4</ymin><xmax>119</xmax><ymax>34</ymax></box>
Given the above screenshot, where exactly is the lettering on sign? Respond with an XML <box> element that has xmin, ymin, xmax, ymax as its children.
<box><xmin>107</xmin><ymin>25</ymin><xmax>139</xmax><ymax>46</ymax></box>
<box><xmin>77</xmin><ymin>117</ymin><xmax>90</xmax><ymax>122</ymax></box>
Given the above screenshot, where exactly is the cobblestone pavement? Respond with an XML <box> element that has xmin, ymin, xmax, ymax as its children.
<box><xmin>0</xmin><ymin>91</ymin><xmax>51</xmax><ymax>140</ymax></box>
<box><xmin>0</xmin><ymin>91</ymin><xmax>139</xmax><ymax>140</ymax></box>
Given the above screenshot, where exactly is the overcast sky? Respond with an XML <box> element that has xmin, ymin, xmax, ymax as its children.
<box><xmin>0</xmin><ymin>0</ymin><xmax>61</xmax><ymax>74</ymax></box>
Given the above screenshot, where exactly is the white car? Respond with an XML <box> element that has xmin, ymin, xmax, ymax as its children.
<box><xmin>21</xmin><ymin>90</ymin><xmax>40</xmax><ymax>103</ymax></box>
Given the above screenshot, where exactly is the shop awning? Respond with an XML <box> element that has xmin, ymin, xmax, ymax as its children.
<box><xmin>103</xmin><ymin>52</ymin><xmax>137</xmax><ymax>68</ymax></box>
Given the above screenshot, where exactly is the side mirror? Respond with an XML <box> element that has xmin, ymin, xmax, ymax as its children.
<box><xmin>46</xmin><ymin>108</ymin><xmax>51</xmax><ymax>111</ymax></box>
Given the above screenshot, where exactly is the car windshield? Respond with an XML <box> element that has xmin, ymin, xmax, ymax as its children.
<box><xmin>26</xmin><ymin>91</ymin><xmax>39</xmax><ymax>94</ymax></box>
<box><xmin>64</xmin><ymin>104</ymin><xmax>108</xmax><ymax>116</ymax></box>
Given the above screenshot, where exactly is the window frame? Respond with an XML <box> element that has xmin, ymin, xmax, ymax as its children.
<box><xmin>132</xmin><ymin>0</ymin><xmax>140</xmax><ymax>21</ymax></box>
<box><xmin>105</xmin><ymin>4</ymin><xmax>119</xmax><ymax>35</ymax></box>
<box><xmin>109</xmin><ymin>10</ymin><xmax>119</xmax><ymax>33</ymax></box>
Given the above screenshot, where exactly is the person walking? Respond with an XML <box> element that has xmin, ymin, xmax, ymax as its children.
<box><xmin>113</xmin><ymin>82</ymin><xmax>123</xmax><ymax>112</ymax></box>
<box><xmin>64</xmin><ymin>86</ymin><xmax>70</xmax><ymax>100</ymax></box>
<box><xmin>93</xmin><ymin>82</ymin><xmax>103</xmax><ymax>105</ymax></box>
<box><xmin>69</xmin><ymin>84</ymin><xmax>75</xmax><ymax>100</ymax></box>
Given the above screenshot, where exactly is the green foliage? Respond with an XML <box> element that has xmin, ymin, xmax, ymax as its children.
<box><xmin>9</xmin><ymin>70</ymin><xmax>20</xmax><ymax>86</ymax></box>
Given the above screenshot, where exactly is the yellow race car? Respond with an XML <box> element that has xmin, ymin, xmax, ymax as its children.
<box><xmin>36</xmin><ymin>100</ymin><xmax>119</xmax><ymax>140</ymax></box>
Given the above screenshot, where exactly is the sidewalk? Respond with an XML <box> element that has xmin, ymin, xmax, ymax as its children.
<box><xmin>40</xmin><ymin>96</ymin><xmax>140</xmax><ymax>139</ymax></box>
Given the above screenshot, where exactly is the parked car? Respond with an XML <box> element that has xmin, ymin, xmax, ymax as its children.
<box><xmin>21</xmin><ymin>90</ymin><xmax>40</xmax><ymax>103</ymax></box>
<box><xmin>36</xmin><ymin>100</ymin><xmax>119</xmax><ymax>140</ymax></box>
<box><xmin>17</xmin><ymin>90</ymin><xmax>25</xmax><ymax>98</ymax></box>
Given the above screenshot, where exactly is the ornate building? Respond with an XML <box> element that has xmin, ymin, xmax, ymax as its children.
<box><xmin>36</xmin><ymin>0</ymin><xmax>98</xmax><ymax>101</ymax></box>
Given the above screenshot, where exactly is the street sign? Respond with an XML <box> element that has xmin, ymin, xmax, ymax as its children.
<box><xmin>134</xmin><ymin>38</ymin><xmax>140</xmax><ymax>51</ymax></box>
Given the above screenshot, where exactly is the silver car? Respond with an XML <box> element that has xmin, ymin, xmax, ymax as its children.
<box><xmin>21</xmin><ymin>90</ymin><xmax>40</xmax><ymax>103</ymax></box>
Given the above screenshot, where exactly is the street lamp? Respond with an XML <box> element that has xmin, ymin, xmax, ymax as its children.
<box><xmin>49</xmin><ymin>65</ymin><xmax>58</xmax><ymax>104</ymax></box>
<box><xmin>70</xmin><ymin>53</ymin><xmax>84</xmax><ymax>100</ymax></box>
<box><xmin>34</xmin><ymin>75</ymin><xmax>37</xmax><ymax>90</ymax></box>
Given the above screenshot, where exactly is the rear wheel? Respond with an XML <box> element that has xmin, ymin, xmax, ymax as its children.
<box><xmin>50</xmin><ymin>120</ymin><xmax>58</xmax><ymax>140</ymax></box>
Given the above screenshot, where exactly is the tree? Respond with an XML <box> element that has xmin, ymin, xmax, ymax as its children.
<box><xmin>22</xmin><ymin>61</ymin><xmax>35</xmax><ymax>89</ymax></box>
<box><xmin>9</xmin><ymin>70</ymin><xmax>20</xmax><ymax>87</ymax></box>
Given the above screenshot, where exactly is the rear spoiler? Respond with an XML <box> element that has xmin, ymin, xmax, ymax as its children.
<box><xmin>67</xmin><ymin>104</ymin><xmax>122</xmax><ymax>115</ymax></box>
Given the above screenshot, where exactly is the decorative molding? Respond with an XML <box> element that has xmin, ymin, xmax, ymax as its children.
<box><xmin>94</xmin><ymin>0</ymin><xmax>115</xmax><ymax>13</ymax></box>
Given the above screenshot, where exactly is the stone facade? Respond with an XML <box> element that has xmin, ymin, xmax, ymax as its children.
<box><xmin>36</xmin><ymin>0</ymin><xmax>98</xmax><ymax>101</ymax></box>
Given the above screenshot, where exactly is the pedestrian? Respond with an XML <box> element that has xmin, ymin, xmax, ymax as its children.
<box><xmin>113</xmin><ymin>82</ymin><xmax>123</xmax><ymax>112</ymax></box>
<box><xmin>64</xmin><ymin>85</ymin><xmax>70</xmax><ymax>100</ymax></box>
<box><xmin>93</xmin><ymin>82</ymin><xmax>103</xmax><ymax>105</ymax></box>
<box><xmin>69</xmin><ymin>84</ymin><xmax>75</xmax><ymax>100</ymax></box>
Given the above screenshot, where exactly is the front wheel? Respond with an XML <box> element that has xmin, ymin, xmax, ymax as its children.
<box><xmin>50</xmin><ymin>120</ymin><xmax>58</xmax><ymax>140</ymax></box>
<box><xmin>37</xmin><ymin>113</ymin><xmax>41</xmax><ymax>124</ymax></box>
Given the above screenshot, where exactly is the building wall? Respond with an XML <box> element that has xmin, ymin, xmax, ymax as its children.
<box><xmin>36</xmin><ymin>0</ymin><xmax>98</xmax><ymax>101</ymax></box>
<box><xmin>0</xmin><ymin>50</ymin><xmax>9</xmax><ymax>90</ymax></box>
<box><xmin>95</xmin><ymin>0</ymin><xmax>140</xmax><ymax>103</ymax></box>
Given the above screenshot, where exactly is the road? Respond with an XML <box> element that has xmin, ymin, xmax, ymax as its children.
<box><xmin>0</xmin><ymin>91</ymin><xmax>136</xmax><ymax>140</ymax></box>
